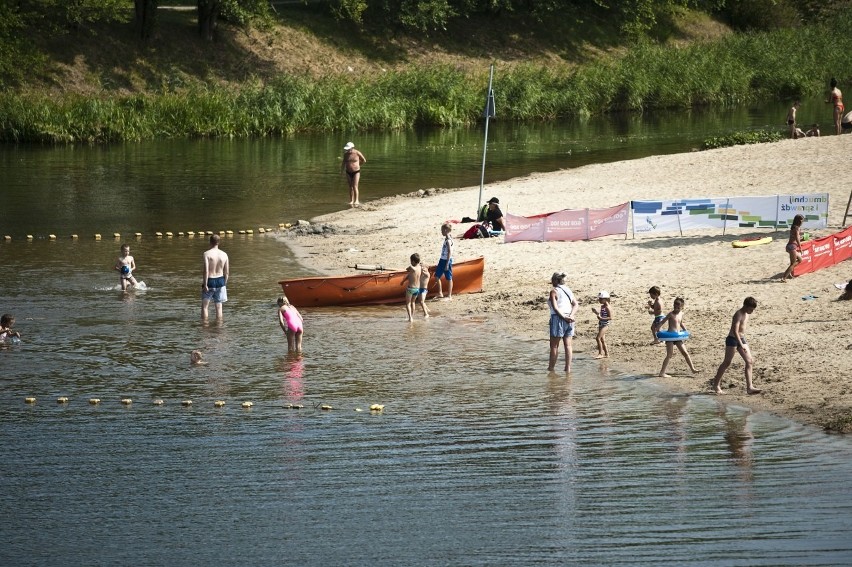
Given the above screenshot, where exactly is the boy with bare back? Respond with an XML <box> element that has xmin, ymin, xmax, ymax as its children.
<box><xmin>400</xmin><ymin>253</ymin><xmax>425</xmax><ymax>322</ymax></box>
<box><xmin>658</xmin><ymin>297</ymin><xmax>699</xmax><ymax>377</ymax></box>
<box><xmin>417</xmin><ymin>263</ymin><xmax>431</xmax><ymax>318</ymax></box>
<box><xmin>202</xmin><ymin>234</ymin><xmax>229</xmax><ymax>321</ymax></box>
<box><xmin>647</xmin><ymin>286</ymin><xmax>664</xmax><ymax>344</ymax></box>
<box><xmin>711</xmin><ymin>297</ymin><xmax>761</xmax><ymax>395</ymax></box>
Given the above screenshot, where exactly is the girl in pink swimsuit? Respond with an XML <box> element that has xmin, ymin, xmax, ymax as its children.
<box><xmin>277</xmin><ymin>295</ymin><xmax>304</xmax><ymax>352</ymax></box>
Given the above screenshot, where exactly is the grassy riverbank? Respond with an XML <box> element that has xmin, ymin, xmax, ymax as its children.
<box><xmin>3</xmin><ymin>6</ymin><xmax>852</xmax><ymax>143</ymax></box>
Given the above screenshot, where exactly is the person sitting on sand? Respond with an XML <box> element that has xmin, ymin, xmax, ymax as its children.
<box><xmin>657</xmin><ymin>297</ymin><xmax>699</xmax><ymax>378</ymax></box>
<box><xmin>484</xmin><ymin>197</ymin><xmax>506</xmax><ymax>232</ymax></box>
<box><xmin>805</xmin><ymin>123</ymin><xmax>820</xmax><ymax>137</ymax></box>
<box><xmin>711</xmin><ymin>297</ymin><xmax>761</xmax><ymax>395</ymax></box>
<box><xmin>838</xmin><ymin>279</ymin><xmax>852</xmax><ymax>301</ymax></box>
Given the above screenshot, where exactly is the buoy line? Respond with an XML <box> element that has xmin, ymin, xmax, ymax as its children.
<box><xmin>0</xmin><ymin>223</ymin><xmax>295</xmax><ymax>244</ymax></box>
<box><xmin>20</xmin><ymin>396</ymin><xmax>385</xmax><ymax>413</ymax></box>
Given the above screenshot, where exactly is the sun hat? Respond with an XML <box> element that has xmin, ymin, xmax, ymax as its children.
<box><xmin>343</xmin><ymin>142</ymin><xmax>355</xmax><ymax>150</ymax></box>
<box><xmin>488</xmin><ymin>197</ymin><xmax>500</xmax><ymax>204</ymax></box>
<box><xmin>598</xmin><ymin>290</ymin><xmax>610</xmax><ymax>299</ymax></box>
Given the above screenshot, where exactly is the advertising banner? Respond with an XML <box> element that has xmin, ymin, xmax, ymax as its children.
<box><xmin>504</xmin><ymin>213</ymin><xmax>545</xmax><ymax>243</ymax></box>
<box><xmin>632</xmin><ymin>194</ymin><xmax>829</xmax><ymax>237</ymax></box>
<box><xmin>833</xmin><ymin>226</ymin><xmax>852</xmax><ymax>264</ymax></box>
<box><xmin>505</xmin><ymin>203</ymin><xmax>629</xmax><ymax>243</ymax></box>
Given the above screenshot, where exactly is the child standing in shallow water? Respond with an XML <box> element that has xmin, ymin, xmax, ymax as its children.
<box><xmin>591</xmin><ymin>291</ymin><xmax>612</xmax><ymax>358</ymax></box>
<box><xmin>114</xmin><ymin>244</ymin><xmax>138</xmax><ymax>291</ymax></box>
<box><xmin>277</xmin><ymin>295</ymin><xmax>304</xmax><ymax>352</ymax></box>
<box><xmin>647</xmin><ymin>286</ymin><xmax>664</xmax><ymax>344</ymax></box>
<box><xmin>401</xmin><ymin>253</ymin><xmax>425</xmax><ymax>322</ymax></box>
<box><xmin>417</xmin><ymin>264</ymin><xmax>431</xmax><ymax>318</ymax></box>
<box><xmin>658</xmin><ymin>297</ymin><xmax>699</xmax><ymax>377</ymax></box>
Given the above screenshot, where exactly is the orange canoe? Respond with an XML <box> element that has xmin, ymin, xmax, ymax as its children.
<box><xmin>278</xmin><ymin>257</ymin><xmax>485</xmax><ymax>307</ymax></box>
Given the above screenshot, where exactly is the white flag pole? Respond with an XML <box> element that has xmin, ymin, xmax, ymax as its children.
<box><xmin>477</xmin><ymin>64</ymin><xmax>495</xmax><ymax>218</ymax></box>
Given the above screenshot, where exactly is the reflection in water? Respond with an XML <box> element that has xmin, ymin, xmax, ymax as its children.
<box><xmin>280</xmin><ymin>353</ymin><xmax>305</xmax><ymax>403</ymax></box>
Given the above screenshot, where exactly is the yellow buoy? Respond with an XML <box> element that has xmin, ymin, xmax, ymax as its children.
<box><xmin>370</xmin><ymin>404</ymin><xmax>385</xmax><ymax>412</ymax></box>
<box><xmin>241</xmin><ymin>401</ymin><xmax>253</xmax><ymax>408</ymax></box>
<box><xmin>153</xmin><ymin>399</ymin><xmax>164</xmax><ymax>405</ymax></box>
<box><xmin>321</xmin><ymin>404</ymin><xmax>333</xmax><ymax>411</ymax></box>
<box><xmin>113</xmin><ymin>233</ymin><xmax>121</xmax><ymax>239</ymax></box>
<box><xmin>121</xmin><ymin>398</ymin><xmax>133</xmax><ymax>405</ymax></box>
<box><xmin>205</xmin><ymin>231</ymin><xmax>213</xmax><ymax>235</ymax></box>
<box><xmin>57</xmin><ymin>396</ymin><xmax>69</xmax><ymax>404</ymax></box>
<box><xmin>155</xmin><ymin>232</ymin><xmax>163</xmax><ymax>238</ymax></box>
<box><xmin>266</xmin><ymin>228</ymin><xmax>274</xmax><ymax>233</ymax></box>
<box><xmin>214</xmin><ymin>400</ymin><xmax>225</xmax><ymax>407</ymax></box>
<box><xmin>94</xmin><ymin>233</ymin><xmax>102</xmax><ymax>240</ymax></box>
<box><xmin>89</xmin><ymin>398</ymin><xmax>101</xmax><ymax>405</ymax></box>
<box><xmin>181</xmin><ymin>400</ymin><xmax>193</xmax><ymax>407</ymax></box>
<box><xmin>134</xmin><ymin>232</ymin><xmax>142</xmax><ymax>239</ymax></box>
<box><xmin>24</xmin><ymin>397</ymin><xmax>36</xmax><ymax>404</ymax></box>
<box><xmin>278</xmin><ymin>223</ymin><xmax>287</xmax><ymax>228</ymax></box>
<box><xmin>258</xmin><ymin>228</ymin><xmax>266</xmax><ymax>234</ymax></box>
<box><xmin>48</xmin><ymin>234</ymin><xmax>56</xmax><ymax>240</ymax></box>
<box><xmin>70</xmin><ymin>234</ymin><xmax>78</xmax><ymax>239</ymax></box>
<box><xmin>246</xmin><ymin>229</ymin><xmax>254</xmax><ymax>235</ymax></box>
<box><xmin>166</xmin><ymin>232</ymin><xmax>173</xmax><ymax>237</ymax></box>
<box><xmin>225</xmin><ymin>230</ymin><xmax>233</xmax><ymax>235</ymax></box>
<box><xmin>238</xmin><ymin>230</ymin><xmax>246</xmax><ymax>235</ymax></box>
<box><xmin>27</xmin><ymin>235</ymin><xmax>34</xmax><ymax>240</ymax></box>
<box><xmin>177</xmin><ymin>232</ymin><xmax>185</xmax><ymax>237</ymax></box>
<box><xmin>4</xmin><ymin>235</ymin><xmax>12</xmax><ymax>241</ymax></box>
<box><xmin>354</xmin><ymin>408</ymin><xmax>363</xmax><ymax>412</ymax></box>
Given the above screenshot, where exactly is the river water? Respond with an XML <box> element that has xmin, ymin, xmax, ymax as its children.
<box><xmin>2</xmin><ymin>100</ymin><xmax>851</xmax><ymax>565</ymax></box>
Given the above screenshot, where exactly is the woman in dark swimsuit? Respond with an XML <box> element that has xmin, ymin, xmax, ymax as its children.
<box><xmin>828</xmin><ymin>78</ymin><xmax>844</xmax><ymax>135</ymax></box>
<box><xmin>782</xmin><ymin>214</ymin><xmax>804</xmax><ymax>281</ymax></box>
<box><xmin>341</xmin><ymin>141</ymin><xmax>366</xmax><ymax>206</ymax></box>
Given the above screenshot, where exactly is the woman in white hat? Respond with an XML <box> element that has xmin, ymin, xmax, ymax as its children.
<box><xmin>341</xmin><ymin>141</ymin><xmax>366</xmax><ymax>206</ymax></box>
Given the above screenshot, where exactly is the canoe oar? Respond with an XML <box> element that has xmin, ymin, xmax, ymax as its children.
<box><xmin>351</xmin><ymin>264</ymin><xmax>405</xmax><ymax>272</ymax></box>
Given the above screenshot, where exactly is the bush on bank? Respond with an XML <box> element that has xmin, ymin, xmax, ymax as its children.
<box><xmin>2</xmin><ymin>11</ymin><xmax>852</xmax><ymax>143</ymax></box>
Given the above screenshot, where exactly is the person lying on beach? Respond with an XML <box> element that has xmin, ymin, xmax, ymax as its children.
<box><xmin>711</xmin><ymin>297</ymin><xmax>761</xmax><ymax>395</ymax></box>
<box><xmin>657</xmin><ymin>297</ymin><xmax>699</xmax><ymax>377</ymax></box>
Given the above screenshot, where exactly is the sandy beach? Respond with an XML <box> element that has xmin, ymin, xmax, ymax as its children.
<box><xmin>285</xmin><ymin>136</ymin><xmax>852</xmax><ymax>432</ymax></box>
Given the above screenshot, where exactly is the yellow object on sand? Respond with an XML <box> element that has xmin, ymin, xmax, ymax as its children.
<box><xmin>732</xmin><ymin>236</ymin><xmax>773</xmax><ymax>248</ymax></box>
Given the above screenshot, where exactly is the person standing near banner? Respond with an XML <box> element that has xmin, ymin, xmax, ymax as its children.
<box><xmin>781</xmin><ymin>214</ymin><xmax>804</xmax><ymax>281</ymax></box>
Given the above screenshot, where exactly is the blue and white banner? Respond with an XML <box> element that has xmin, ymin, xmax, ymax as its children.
<box><xmin>631</xmin><ymin>194</ymin><xmax>829</xmax><ymax>236</ymax></box>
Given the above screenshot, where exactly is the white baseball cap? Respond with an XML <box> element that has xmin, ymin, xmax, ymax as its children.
<box><xmin>598</xmin><ymin>290</ymin><xmax>610</xmax><ymax>299</ymax></box>
<box><xmin>343</xmin><ymin>142</ymin><xmax>355</xmax><ymax>150</ymax></box>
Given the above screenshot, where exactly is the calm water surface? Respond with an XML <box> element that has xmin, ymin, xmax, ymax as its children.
<box><xmin>2</xmin><ymin>101</ymin><xmax>851</xmax><ymax>565</ymax></box>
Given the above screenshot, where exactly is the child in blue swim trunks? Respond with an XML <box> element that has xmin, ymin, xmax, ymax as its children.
<box><xmin>115</xmin><ymin>244</ymin><xmax>139</xmax><ymax>291</ymax></box>
<box><xmin>647</xmin><ymin>286</ymin><xmax>664</xmax><ymax>344</ymax></box>
<box><xmin>401</xmin><ymin>253</ymin><xmax>426</xmax><ymax>322</ymax></box>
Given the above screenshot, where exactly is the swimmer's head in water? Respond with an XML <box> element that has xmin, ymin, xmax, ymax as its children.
<box><xmin>190</xmin><ymin>350</ymin><xmax>203</xmax><ymax>364</ymax></box>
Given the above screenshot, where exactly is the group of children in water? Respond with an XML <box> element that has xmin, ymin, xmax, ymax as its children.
<box><xmin>547</xmin><ymin>271</ymin><xmax>763</xmax><ymax>395</ymax></box>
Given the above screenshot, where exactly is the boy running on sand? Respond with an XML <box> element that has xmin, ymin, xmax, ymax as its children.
<box><xmin>647</xmin><ymin>286</ymin><xmax>664</xmax><ymax>344</ymax></box>
<box><xmin>401</xmin><ymin>253</ymin><xmax>425</xmax><ymax>322</ymax></box>
<box><xmin>711</xmin><ymin>297</ymin><xmax>761</xmax><ymax>395</ymax></box>
<box><xmin>115</xmin><ymin>244</ymin><xmax>139</xmax><ymax>291</ymax></box>
<box><xmin>658</xmin><ymin>297</ymin><xmax>699</xmax><ymax>377</ymax></box>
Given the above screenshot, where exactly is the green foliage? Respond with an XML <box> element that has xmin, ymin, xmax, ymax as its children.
<box><xmin>700</xmin><ymin>129</ymin><xmax>782</xmax><ymax>149</ymax></box>
<box><xmin>220</xmin><ymin>0</ymin><xmax>274</xmax><ymax>26</ymax></box>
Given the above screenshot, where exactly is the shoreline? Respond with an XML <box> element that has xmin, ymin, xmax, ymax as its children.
<box><xmin>284</xmin><ymin>136</ymin><xmax>852</xmax><ymax>432</ymax></box>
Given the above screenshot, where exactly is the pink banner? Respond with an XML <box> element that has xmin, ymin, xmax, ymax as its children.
<box><xmin>505</xmin><ymin>203</ymin><xmax>629</xmax><ymax>243</ymax></box>
<box><xmin>504</xmin><ymin>213</ymin><xmax>546</xmax><ymax>243</ymax></box>
<box><xmin>588</xmin><ymin>203</ymin><xmax>630</xmax><ymax>238</ymax></box>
